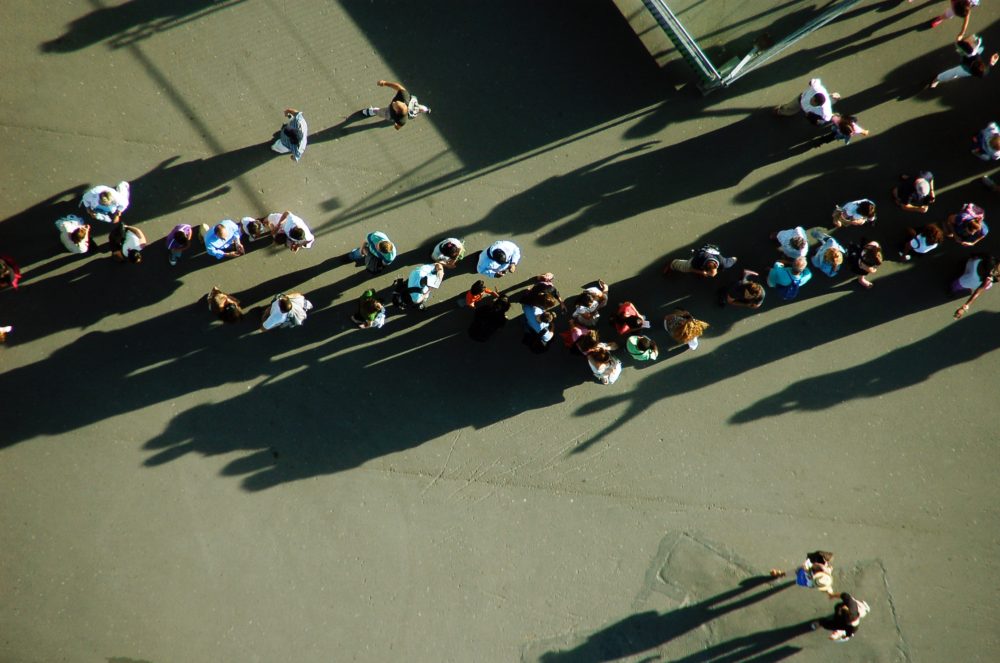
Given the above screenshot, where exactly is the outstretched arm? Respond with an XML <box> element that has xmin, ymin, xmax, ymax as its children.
<box><xmin>377</xmin><ymin>80</ymin><xmax>405</xmax><ymax>92</ymax></box>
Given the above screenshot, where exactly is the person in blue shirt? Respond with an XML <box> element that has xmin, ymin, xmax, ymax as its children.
<box><xmin>204</xmin><ymin>220</ymin><xmax>244</xmax><ymax>260</ymax></box>
<box><xmin>810</xmin><ymin>230</ymin><xmax>845</xmax><ymax>277</ymax></box>
<box><xmin>767</xmin><ymin>257</ymin><xmax>812</xmax><ymax>300</ymax></box>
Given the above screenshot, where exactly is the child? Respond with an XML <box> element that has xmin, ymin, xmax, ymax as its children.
<box><xmin>846</xmin><ymin>240</ymin><xmax>883</xmax><ymax>289</ymax></box>
<box><xmin>625</xmin><ymin>335</ymin><xmax>658</xmax><ymax>361</ymax></box>
<box><xmin>166</xmin><ymin>224</ymin><xmax>193</xmax><ymax>266</ymax></box>
<box><xmin>351</xmin><ymin>289</ymin><xmax>387</xmax><ymax>329</ymax></box>
<box><xmin>457</xmin><ymin>280</ymin><xmax>498</xmax><ymax>308</ymax></box>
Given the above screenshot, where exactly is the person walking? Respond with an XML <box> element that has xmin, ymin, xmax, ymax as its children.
<box><xmin>846</xmin><ymin>240</ymin><xmax>883</xmax><ymax>288</ymax></box>
<box><xmin>204</xmin><ymin>220</ymin><xmax>245</xmax><ymax>260</ymax></box>
<box><xmin>971</xmin><ymin>121</ymin><xmax>1000</xmax><ymax>161</ymax></box>
<box><xmin>0</xmin><ymin>255</ymin><xmax>21</xmax><ymax>290</ymax></box>
<box><xmin>810</xmin><ymin>230</ymin><xmax>846</xmax><ymax>278</ymax></box>
<box><xmin>477</xmin><ymin>240</ymin><xmax>521</xmax><ymax>278</ymax></box>
<box><xmin>165</xmin><ymin>224</ymin><xmax>193</xmax><ymax>266</ymax></box>
<box><xmin>773</xmin><ymin>78</ymin><xmax>839</xmax><ymax>125</ymax></box>
<box><xmin>771</xmin><ymin>550</ymin><xmax>837</xmax><ymax>597</ymax></box>
<box><xmin>663</xmin><ymin>309</ymin><xmax>709</xmax><ymax>350</ymax></box>
<box><xmin>767</xmin><ymin>257</ymin><xmax>812</xmax><ymax>300</ymax></box>
<box><xmin>664</xmin><ymin>243</ymin><xmax>737</xmax><ymax>278</ymax></box>
<box><xmin>929</xmin><ymin>0</ymin><xmax>980</xmax><ymax>35</ymax></box>
<box><xmin>812</xmin><ymin>593</ymin><xmax>871</xmax><ymax>642</ymax></box>
<box><xmin>587</xmin><ymin>346</ymin><xmax>623</xmax><ymax>385</ymax></box>
<box><xmin>207</xmin><ymin>286</ymin><xmax>244</xmax><ymax>324</ymax></box>
<box><xmin>898</xmin><ymin>223</ymin><xmax>944</xmax><ymax>261</ymax></box>
<box><xmin>346</xmin><ymin>230</ymin><xmax>397</xmax><ymax>275</ymax></box>
<box><xmin>772</xmin><ymin>226</ymin><xmax>809</xmax><ymax>261</ymax></box>
<box><xmin>892</xmin><ymin>171</ymin><xmax>936</xmax><ymax>213</ymax></box>
<box><xmin>271</xmin><ymin>108</ymin><xmax>307</xmax><ymax>161</ymax></box>
<box><xmin>431</xmin><ymin>238</ymin><xmax>466</xmax><ymax>269</ymax></box>
<box><xmin>362</xmin><ymin>80</ymin><xmax>430</xmax><ymax>130</ymax></box>
<box><xmin>945</xmin><ymin>203</ymin><xmax>988</xmax><ymax>246</ymax></box>
<box><xmin>109</xmin><ymin>224</ymin><xmax>147</xmax><ymax>264</ymax></box>
<box><xmin>954</xmin><ymin>254</ymin><xmax>1000</xmax><ymax>318</ymax></box>
<box><xmin>929</xmin><ymin>35</ymin><xmax>998</xmax><ymax>88</ymax></box>
<box><xmin>265</xmin><ymin>211</ymin><xmax>314</xmax><ymax>252</ymax></box>
<box><xmin>832</xmin><ymin>199</ymin><xmax>877</xmax><ymax>228</ymax></box>
<box><xmin>54</xmin><ymin>214</ymin><xmax>91</xmax><ymax>254</ymax></box>
<box><xmin>260</xmin><ymin>292</ymin><xmax>313</xmax><ymax>330</ymax></box>
<box><xmin>399</xmin><ymin>263</ymin><xmax>445</xmax><ymax>310</ymax></box>
<box><xmin>80</xmin><ymin>181</ymin><xmax>130</xmax><ymax>224</ymax></box>
<box><xmin>720</xmin><ymin>269</ymin><xmax>766</xmax><ymax>308</ymax></box>
<box><xmin>351</xmin><ymin>289</ymin><xmax>387</xmax><ymax>329</ymax></box>
<box><xmin>820</xmin><ymin>113</ymin><xmax>870</xmax><ymax>146</ymax></box>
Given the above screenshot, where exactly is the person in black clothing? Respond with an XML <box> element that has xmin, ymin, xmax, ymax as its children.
<box><xmin>468</xmin><ymin>295</ymin><xmax>510</xmax><ymax>342</ymax></box>
<box><xmin>813</xmin><ymin>592</ymin><xmax>870</xmax><ymax>641</ymax></box>
<box><xmin>362</xmin><ymin>80</ymin><xmax>430</xmax><ymax>130</ymax></box>
<box><xmin>930</xmin><ymin>35</ymin><xmax>999</xmax><ymax>87</ymax></box>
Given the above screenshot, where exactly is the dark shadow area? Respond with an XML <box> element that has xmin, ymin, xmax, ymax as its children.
<box><xmin>338</xmin><ymin>0</ymin><xmax>663</xmax><ymax>169</ymax></box>
<box><xmin>41</xmin><ymin>0</ymin><xmax>248</xmax><ymax>53</ymax></box>
<box><xmin>730</xmin><ymin>310</ymin><xmax>1000</xmax><ymax>423</ymax></box>
<box><xmin>537</xmin><ymin>576</ymin><xmax>795</xmax><ymax>662</ymax></box>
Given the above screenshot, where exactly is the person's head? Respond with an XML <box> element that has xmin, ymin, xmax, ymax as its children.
<box><xmin>789</xmin><ymin>235</ymin><xmax>806</xmax><ymax>252</ymax></box>
<box><xmin>538</xmin><ymin>311</ymin><xmax>555</xmax><ymax>325</ymax></box>
<box><xmin>922</xmin><ymin>223</ymin><xmax>945</xmax><ymax>244</ymax></box>
<box><xmin>70</xmin><ymin>227</ymin><xmax>88</xmax><ymax>244</ymax></box>
<box><xmin>440</xmin><ymin>241</ymin><xmax>460</xmax><ymax>259</ymax></box>
<box><xmin>214</xmin><ymin>223</ymin><xmax>230</xmax><ymax>240</ymax></box>
<box><xmin>990</xmin><ymin>135</ymin><xmax>1000</xmax><ymax>152</ymax></box>
<box><xmin>590</xmin><ymin>347</ymin><xmax>611</xmax><ymax>363</ymax></box>
<box><xmin>824</xmin><ymin>248</ymin><xmax>843</xmax><ymax>267</ymax></box>
<box><xmin>635</xmin><ymin>336</ymin><xmax>653</xmax><ymax>352</ymax></box>
<box><xmin>858</xmin><ymin>201</ymin><xmax>876</xmax><ymax>218</ymax></box>
<box><xmin>490</xmin><ymin>247</ymin><xmax>508</xmax><ymax>264</ymax></box>
<box><xmin>965</xmin><ymin>217</ymin><xmax>983</xmax><ymax>234</ymax></box>
<box><xmin>469</xmin><ymin>280</ymin><xmax>487</xmax><ymax>296</ymax></box>
<box><xmin>535</xmin><ymin>293</ymin><xmax>559</xmax><ymax>310</ymax></box>
<box><xmin>862</xmin><ymin>244</ymin><xmax>883</xmax><ymax>267</ymax></box>
<box><xmin>277</xmin><ymin>295</ymin><xmax>292</xmax><ymax>313</ymax></box>
<box><xmin>99</xmin><ymin>191</ymin><xmax>114</xmax><ymax>205</ymax></box>
<box><xmin>492</xmin><ymin>295</ymin><xmax>511</xmax><ymax>314</ymax></box>
<box><xmin>127</xmin><ymin>249</ymin><xmax>142</xmax><ymax>264</ymax></box>
<box><xmin>743</xmin><ymin>282</ymin><xmax>764</xmax><ymax>301</ymax></box>
<box><xmin>703</xmin><ymin>257</ymin><xmax>720</xmax><ymax>272</ymax></box>
<box><xmin>376</xmin><ymin>240</ymin><xmax>394</xmax><ymax>255</ymax></box>
<box><xmin>288</xmin><ymin>227</ymin><xmax>305</xmax><ymax>241</ymax></box>
<box><xmin>576</xmin><ymin>330</ymin><xmax>600</xmax><ymax>354</ymax></box>
<box><xmin>221</xmin><ymin>300</ymin><xmax>243</xmax><ymax>324</ymax></box>
<box><xmin>958</xmin><ymin>34</ymin><xmax>983</xmax><ymax>56</ymax></box>
<box><xmin>840</xmin><ymin>114</ymin><xmax>859</xmax><ymax>131</ymax></box>
<box><xmin>791</xmin><ymin>257</ymin><xmax>808</xmax><ymax>274</ymax></box>
<box><xmin>172</xmin><ymin>230</ymin><xmax>190</xmax><ymax>248</ymax></box>
<box><xmin>576</xmin><ymin>291</ymin><xmax>596</xmax><ymax>309</ymax></box>
<box><xmin>810</xmin><ymin>93</ymin><xmax>827</xmax><ymax>108</ymax></box>
<box><xmin>914</xmin><ymin>178</ymin><xmax>931</xmax><ymax>198</ymax></box>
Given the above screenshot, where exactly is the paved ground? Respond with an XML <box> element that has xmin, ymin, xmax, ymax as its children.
<box><xmin>2</xmin><ymin>1</ymin><xmax>999</xmax><ymax>661</ymax></box>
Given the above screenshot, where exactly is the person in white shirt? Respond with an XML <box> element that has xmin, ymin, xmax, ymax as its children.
<box><xmin>771</xmin><ymin>226</ymin><xmax>808</xmax><ymax>260</ymax></box>
<box><xmin>54</xmin><ymin>214</ymin><xmax>91</xmax><ymax>254</ymax></box>
<box><xmin>405</xmin><ymin>263</ymin><xmax>445</xmax><ymax>308</ymax></box>
<box><xmin>477</xmin><ymin>240</ymin><xmax>521</xmax><ymax>278</ymax></box>
<box><xmin>260</xmin><ymin>292</ymin><xmax>313</xmax><ymax>330</ymax></box>
<box><xmin>110</xmin><ymin>224</ymin><xmax>147</xmax><ymax>263</ymax></box>
<box><xmin>265</xmin><ymin>211</ymin><xmax>314</xmax><ymax>251</ymax></box>
<box><xmin>80</xmin><ymin>181</ymin><xmax>130</xmax><ymax>223</ymax></box>
<box><xmin>773</xmin><ymin>78</ymin><xmax>838</xmax><ymax>124</ymax></box>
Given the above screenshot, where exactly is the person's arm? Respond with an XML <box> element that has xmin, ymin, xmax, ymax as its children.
<box><xmin>377</xmin><ymin>80</ymin><xmax>405</xmax><ymax>92</ymax></box>
<box><xmin>954</xmin><ymin>277</ymin><xmax>992</xmax><ymax>318</ymax></box>
<box><xmin>958</xmin><ymin>12</ymin><xmax>972</xmax><ymax>39</ymax></box>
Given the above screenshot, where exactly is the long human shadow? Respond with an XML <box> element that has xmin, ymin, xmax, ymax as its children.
<box><xmin>731</xmin><ymin>310</ymin><xmax>1000</xmax><ymax>424</ymax></box>
<box><xmin>536</xmin><ymin>577</ymin><xmax>794</xmax><ymax>663</ymax></box>
<box><xmin>40</xmin><ymin>0</ymin><xmax>248</xmax><ymax>53</ymax></box>
<box><xmin>123</xmin><ymin>141</ymin><xmax>279</xmax><ymax>225</ymax></box>
<box><xmin>571</xmin><ymin>245</ymin><xmax>966</xmax><ymax>452</ymax></box>
<box><xmin>0</xmin><ymin>185</ymin><xmax>89</xmax><ymax>270</ymax></box>
<box><xmin>439</xmin><ymin>112</ymin><xmax>824</xmax><ymax>247</ymax></box>
<box><xmin>668</xmin><ymin>621</ymin><xmax>813</xmax><ymax>663</ymax></box>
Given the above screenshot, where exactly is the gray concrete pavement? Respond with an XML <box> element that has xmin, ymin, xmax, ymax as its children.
<box><xmin>2</xmin><ymin>1</ymin><xmax>999</xmax><ymax>661</ymax></box>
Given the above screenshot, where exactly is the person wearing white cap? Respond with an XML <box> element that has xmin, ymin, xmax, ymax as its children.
<box><xmin>80</xmin><ymin>181</ymin><xmax>130</xmax><ymax>224</ymax></box>
<box><xmin>892</xmin><ymin>170</ymin><xmax>935</xmax><ymax>213</ymax></box>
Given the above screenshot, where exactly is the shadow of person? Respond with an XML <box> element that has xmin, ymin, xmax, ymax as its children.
<box><xmin>123</xmin><ymin>141</ymin><xmax>279</xmax><ymax>225</ymax></box>
<box><xmin>668</xmin><ymin>620</ymin><xmax>813</xmax><ymax>663</ymax></box>
<box><xmin>537</xmin><ymin>577</ymin><xmax>793</xmax><ymax>663</ymax></box>
<box><xmin>0</xmin><ymin>185</ymin><xmax>89</xmax><ymax>270</ymax></box>
<box><xmin>40</xmin><ymin>0</ymin><xmax>248</xmax><ymax>53</ymax></box>
<box><xmin>447</xmin><ymin>114</ymin><xmax>817</xmax><ymax>247</ymax></box>
<box><xmin>309</xmin><ymin>111</ymin><xmax>387</xmax><ymax>145</ymax></box>
<box><xmin>730</xmin><ymin>310</ymin><xmax>1000</xmax><ymax>424</ymax></box>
